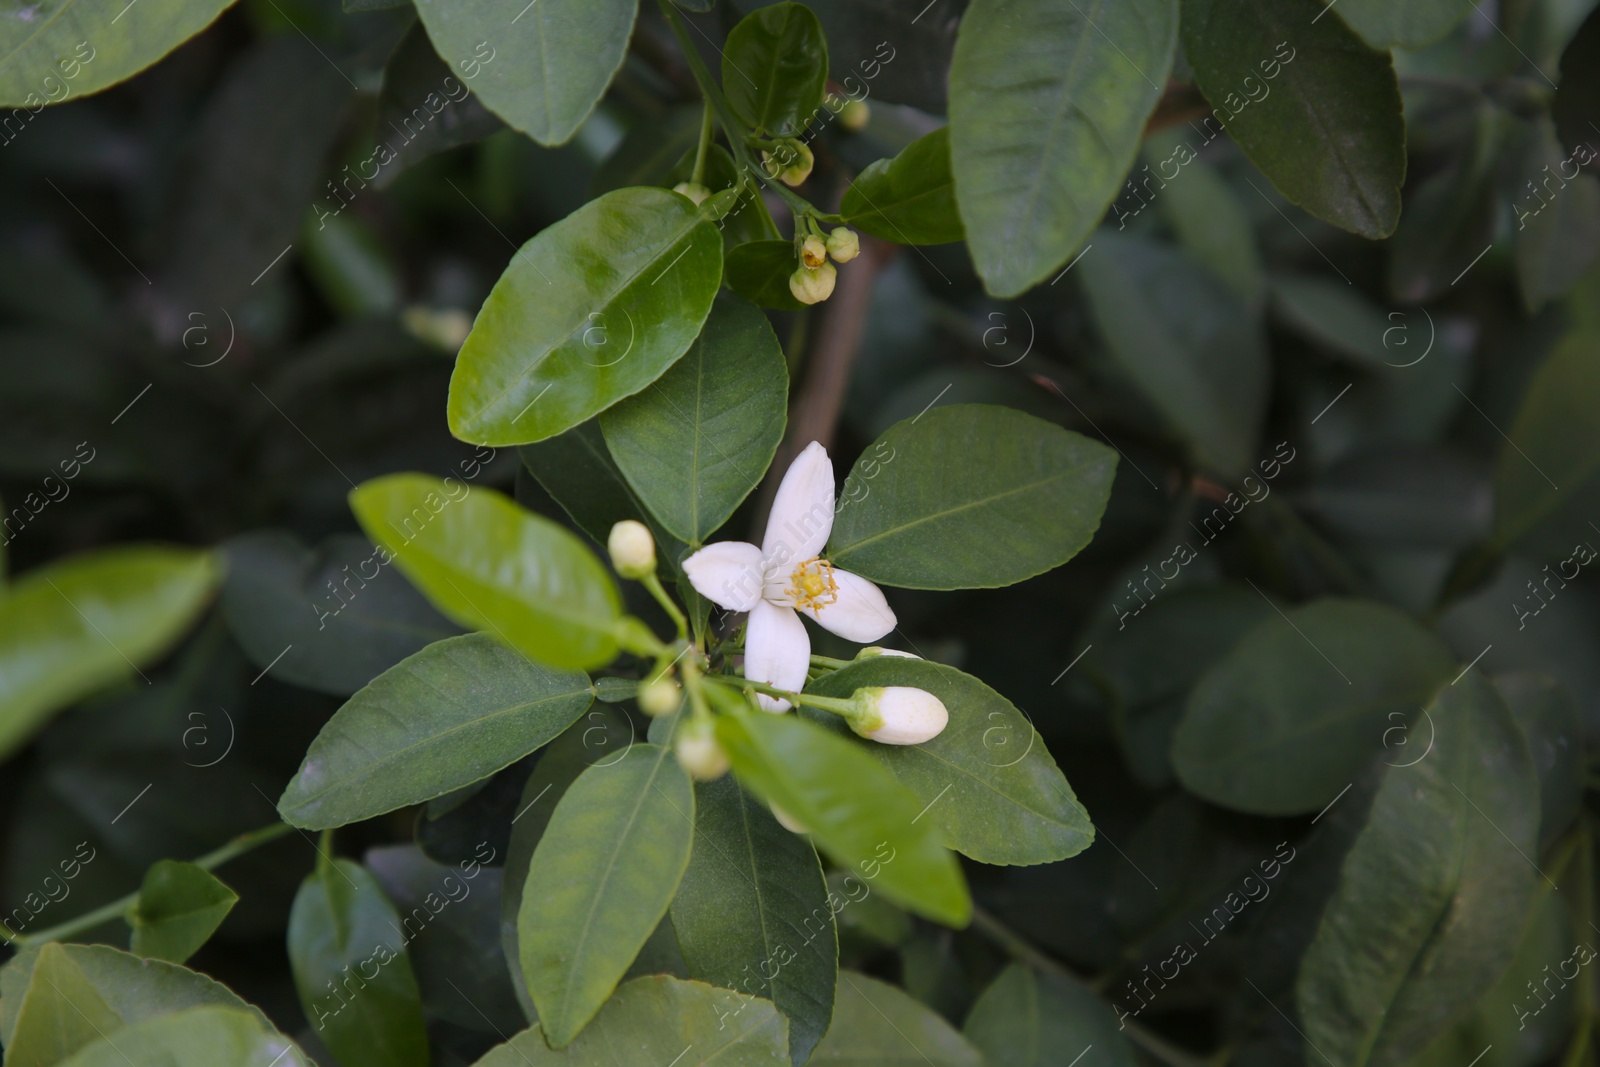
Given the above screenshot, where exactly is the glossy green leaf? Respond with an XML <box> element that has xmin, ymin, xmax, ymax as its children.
<box><xmin>1324</xmin><ymin>0</ymin><xmax>1474</xmax><ymax>47</ymax></box>
<box><xmin>964</xmin><ymin>964</ymin><xmax>1137</xmax><ymax>1067</ymax></box>
<box><xmin>129</xmin><ymin>861</ymin><xmax>238</xmax><ymax>964</ymax></box>
<box><xmin>715</xmin><ymin>708</ymin><xmax>971</xmax><ymax>926</ymax></box>
<box><xmin>806</xmin><ymin>657</ymin><xmax>1093</xmax><ymax>865</ymax></box>
<box><xmin>1512</xmin><ymin>118</ymin><xmax>1600</xmax><ymax>312</ymax></box>
<box><xmin>0</xmin><ymin>1</ymin><xmax>233</xmax><ymax>107</ymax></box>
<box><xmin>1181</xmin><ymin>0</ymin><xmax>1405</xmax><ymax>239</ymax></box>
<box><xmin>349</xmin><ymin>474</ymin><xmax>623</xmax><ymax>670</ymax></box>
<box><xmin>0</xmin><ymin>545</ymin><xmax>219</xmax><ymax>760</ymax></box>
<box><xmin>670</xmin><ymin>774</ymin><xmax>835</xmax><ymax>1065</ymax></box>
<box><xmin>278</xmin><ymin>634</ymin><xmax>593</xmax><ymax>829</ymax></box>
<box><xmin>1296</xmin><ymin>672</ymin><xmax>1539</xmax><ymax>1067</ymax></box>
<box><xmin>827</xmin><ymin>404</ymin><xmax>1117</xmax><ymax>589</ymax></box>
<box><xmin>601</xmin><ymin>295</ymin><xmax>786</xmax><ymax>545</ymax></box>
<box><xmin>58</xmin><ymin>1006</ymin><xmax>310</xmax><ymax>1067</ymax></box>
<box><xmin>446</xmin><ymin>188</ymin><xmax>723</xmax><ymax>446</ymax></box>
<box><xmin>288</xmin><ymin>859</ymin><xmax>428</xmax><ymax>1067</ymax></box>
<box><xmin>810</xmin><ymin>971</ymin><xmax>982</xmax><ymax>1067</ymax></box>
<box><xmin>948</xmin><ymin>0</ymin><xmax>1177</xmax><ymax>297</ymax></box>
<box><xmin>520</xmin><ymin>743</ymin><xmax>695</xmax><ymax>1048</ymax></box>
<box><xmin>413</xmin><ymin>0</ymin><xmax>635</xmax><ymax>146</ymax></box>
<box><xmin>841</xmin><ymin>127</ymin><xmax>964</xmax><ymax>246</ymax></box>
<box><xmin>723</xmin><ymin>3</ymin><xmax>829</xmax><ymax>138</ymax></box>
<box><xmin>1080</xmin><ymin>231</ymin><xmax>1268</xmax><ymax>477</ymax></box>
<box><xmin>4</xmin><ymin>942</ymin><xmax>124</xmax><ymax>1066</ymax></box>
<box><xmin>1172</xmin><ymin>599</ymin><xmax>1457</xmax><ymax>815</ymax></box>
<box><xmin>724</xmin><ymin>240</ymin><xmax>807</xmax><ymax>311</ymax></box>
<box><xmin>472</xmin><ymin>976</ymin><xmax>788</xmax><ymax>1066</ymax></box>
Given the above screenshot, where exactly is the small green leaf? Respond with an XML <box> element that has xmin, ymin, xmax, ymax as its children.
<box><xmin>1296</xmin><ymin>672</ymin><xmax>1540</xmax><ymax>1067</ymax></box>
<box><xmin>964</xmin><ymin>964</ymin><xmax>1137</xmax><ymax>1067</ymax></box>
<box><xmin>57</xmin><ymin>1006</ymin><xmax>311</xmax><ymax>1067</ymax></box>
<box><xmin>715</xmin><ymin>709</ymin><xmax>971</xmax><ymax>926</ymax></box>
<box><xmin>670</xmin><ymin>774</ymin><xmax>836</xmax><ymax>1065</ymax></box>
<box><xmin>810</xmin><ymin>971</ymin><xmax>982</xmax><ymax>1066</ymax></box>
<box><xmin>1181</xmin><ymin>0</ymin><xmax>1405</xmax><ymax>239</ymax></box>
<box><xmin>1322</xmin><ymin>0</ymin><xmax>1474</xmax><ymax>46</ymax></box>
<box><xmin>602</xmin><ymin>295</ymin><xmax>787</xmax><ymax>545</ymax></box>
<box><xmin>413</xmin><ymin>0</ymin><xmax>635</xmax><ymax>146</ymax></box>
<box><xmin>278</xmin><ymin>634</ymin><xmax>593</xmax><ymax>829</ymax></box>
<box><xmin>724</xmin><ymin>240</ymin><xmax>808</xmax><ymax>311</ymax></box>
<box><xmin>288</xmin><ymin>859</ymin><xmax>428</xmax><ymax>1067</ymax></box>
<box><xmin>827</xmin><ymin>404</ymin><xmax>1117</xmax><ymax>590</ymax></box>
<box><xmin>1172</xmin><ymin>598</ymin><xmax>1457</xmax><ymax>815</ymax></box>
<box><xmin>520</xmin><ymin>744</ymin><xmax>696</xmax><ymax>1048</ymax></box>
<box><xmin>949</xmin><ymin>0</ymin><xmax>1178</xmax><ymax>296</ymax></box>
<box><xmin>349</xmin><ymin>474</ymin><xmax>623</xmax><ymax>670</ymax></box>
<box><xmin>723</xmin><ymin>3</ymin><xmax>829</xmax><ymax>138</ymax></box>
<box><xmin>805</xmin><ymin>657</ymin><xmax>1094</xmax><ymax>865</ymax></box>
<box><xmin>129</xmin><ymin>861</ymin><xmax>239</xmax><ymax>965</ymax></box>
<box><xmin>0</xmin><ymin>545</ymin><xmax>219</xmax><ymax>760</ymax></box>
<box><xmin>841</xmin><ymin>128</ymin><xmax>964</xmax><ymax>246</ymax></box>
<box><xmin>446</xmin><ymin>188</ymin><xmax>723</xmax><ymax>446</ymax></box>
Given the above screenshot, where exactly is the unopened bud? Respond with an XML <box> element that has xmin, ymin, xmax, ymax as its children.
<box><xmin>400</xmin><ymin>306</ymin><xmax>474</xmax><ymax>352</ymax></box>
<box><xmin>857</xmin><ymin>646</ymin><xmax>920</xmax><ymax>660</ymax></box>
<box><xmin>763</xmin><ymin>141</ymin><xmax>814</xmax><ymax>186</ymax></box>
<box><xmin>770</xmin><ymin>803</ymin><xmax>809</xmax><ymax>834</ymax></box>
<box><xmin>607</xmin><ymin>520</ymin><xmax>655</xmax><ymax>579</ymax></box>
<box><xmin>789</xmin><ymin>261</ymin><xmax>836</xmax><ymax>305</ymax></box>
<box><xmin>637</xmin><ymin>676</ymin><xmax>681</xmax><ymax>717</ymax></box>
<box><xmin>675</xmin><ymin>720</ymin><xmax>730</xmax><ymax>781</ymax></box>
<box><xmin>847</xmin><ymin>686</ymin><xmax>948</xmax><ymax>745</ymax></box>
<box><xmin>672</xmin><ymin>181</ymin><xmax>712</xmax><ymax>206</ymax></box>
<box><xmin>839</xmin><ymin>98</ymin><xmax>870</xmax><ymax>132</ymax></box>
<box><xmin>826</xmin><ymin>228</ymin><xmax>859</xmax><ymax>264</ymax></box>
<box><xmin>801</xmin><ymin>234</ymin><xmax>828</xmax><ymax>269</ymax></box>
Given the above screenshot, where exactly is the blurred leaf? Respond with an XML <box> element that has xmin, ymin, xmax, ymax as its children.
<box><xmin>795</xmin><ymin>0</ymin><xmax>963</xmax><ymax>113</ymax></box>
<box><xmin>1181</xmin><ymin>0</ymin><xmax>1404</xmax><ymax>239</ymax></box>
<box><xmin>724</xmin><ymin>240</ymin><xmax>808</xmax><ymax>311</ymax></box>
<box><xmin>57</xmin><ymin>1006</ymin><xmax>310</xmax><ymax>1067</ymax></box>
<box><xmin>349</xmin><ymin>475</ymin><xmax>623</xmax><ymax>671</ymax></box>
<box><xmin>278</xmin><ymin>634</ymin><xmax>592</xmax><ymax>829</ymax></box>
<box><xmin>1296</xmin><ymin>671</ymin><xmax>1539</xmax><ymax>1067</ymax></box>
<box><xmin>1270</xmin><ymin>274</ymin><xmax>1395</xmax><ymax>368</ymax></box>
<box><xmin>841</xmin><ymin>127</ymin><xmax>964</xmax><ymax>246</ymax></box>
<box><xmin>724</xmin><ymin>3</ymin><xmax>829</xmax><ymax>138</ymax></box>
<box><xmin>1326</xmin><ymin>0</ymin><xmax>1473</xmax><ymax>47</ymax></box>
<box><xmin>1553</xmin><ymin>3</ymin><xmax>1600</xmax><ymax>154</ymax></box>
<box><xmin>129</xmin><ymin>861</ymin><xmax>239</xmax><ymax>965</ymax></box>
<box><xmin>1494</xmin><ymin>672</ymin><xmax>1582</xmax><ymax>850</ymax></box>
<box><xmin>1389</xmin><ymin>105</ymin><xmax>1507</xmax><ymax>303</ymax></box>
<box><xmin>413</xmin><ymin>0</ymin><xmax>634</xmax><ymax>146</ymax></box>
<box><xmin>810</xmin><ymin>971</ymin><xmax>982</xmax><ymax>1066</ymax></box>
<box><xmin>1511</xmin><ymin>117</ymin><xmax>1600</xmax><ymax>311</ymax></box>
<box><xmin>591</xmin><ymin>107</ymin><xmax>702</xmax><ymax>196</ymax></box>
<box><xmin>446</xmin><ymin>188</ymin><xmax>723</xmax><ymax>446</ymax></box>
<box><xmin>828</xmin><ymin>404</ymin><xmax>1117</xmax><ymax>589</ymax></box>
<box><xmin>670</xmin><ymin>774</ymin><xmax>836</xmax><ymax>1065</ymax></box>
<box><xmin>1297</xmin><ymin>446</ymin><xmax>1491</xmax><ymax>549</ymax></box>
<box><xmin>964</xmin><ymin>964</ymin><xmax>1137</xmax><ymax>1067</ymax></box>
<box><xmin>300</xmin><ymin>213</ymin><xmax>403</xmax><ymax>319</ymax></box>
<box><xmin>0</xmin><ymin>546</ymin><xmax>219</xmax><ymax>760</ymax></box>
<box><xmin>949</xmin><ymin>0</ymin><xmax>1177</xmax><ymax>297</ymax></box>
<box><xmin>1147</xmin><ymin>132</ymin><xmax>1264</xmax><ymax>305</ymax></box>
<box><xmin>288</xmin><ymin>859</ymin><xmax>429</xmax><ymax>1067</ymax></box>
<box><xmin>376</xmin><ymin>22</ymin><xmax>504</xmax><ymax>182</ymax></box>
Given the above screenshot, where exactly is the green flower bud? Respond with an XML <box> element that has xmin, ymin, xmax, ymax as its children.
<box><xmin>637</xmin><ymin>676</ymin><xmax>681</xmax><ymax>717</ymax></box>
<box><xmin>672</xmin><ymin>181</ymin><xmax>711</xmax><ymax>206</ymax></box>
<box><xmin>801</xmin><ymin>234</ymin><xmax>828</xmax><ymax>269</ymax></box>
<box><xmin>789</xmin><ymin>261</ymin><xmax>837</xmax><ymax>305</ymax></box>
<box><xmin>839</xmin><ymin>98</ymin><xmax>870</xmax><ymax>132</ymax></box>
<box><xmin>674</xmin><ymin>719</ymin><xmax>730</xmax><ymax>781</ymax></box>
<box><xmin>763</xmin><ymin>140</ymin><xmax>814</xmax><ymax>186</ymax></box>
<box><xmin>825</xmin><ymin>227</ymin><xmax>860</xmax><ymax>264</ymax></box>
<box><xmin>846</xmin><ymin>686</ymin><xmax>948</xmax><ymax>745</ymax></box>
<box><xmin>607</xmin><ymin>519</ymin><xmax>656</xmax><ymax>579</ymax></box>
<box><xmin>856</xmin><ymin>646</ymin><xmax>921</xmax><ymax>660</ymax></box>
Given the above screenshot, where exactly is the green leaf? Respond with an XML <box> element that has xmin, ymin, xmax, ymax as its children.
<box><xmin>1080</xmin><ymin>231</ymin><xmax>1268</xmax><ymax>477</ymax></box>
<box><xmin>841</xmin><ymin>128</ymin><xmax>964</xmax><ymax>246</ymax></box>
<box><xmin>1491</xmin><ymin>331</ymin><xmax>1600</xmax><ymax>557</ymax></box>
<box><xmin>446</xmin><ymin>188</ymin><xmax>723</xmax><ymax>446</ymax></box>
<box><xmin>1180</xmin><ymin>0</ymin><xmax>1405</xmax><ymax>239</ymax></box>
<box><xmin>0</xmin><ymin>1</ymin><xmax>233</xmax><ymax>107</ymax></box>
<box><xmin>1511</xmin><ymin>117</ymin><xmax>1600</xmax><ymax>312</ymax></box>
<box><xmin>1270</xmin><ymin>273</ymin><xmax>1396</xmax><ymax>369</ymax></box>
<box><xmin>376</xmin><ymin>23</ymin><xmax>504</xmax><ymax>181</ymax></box>
<box><xmin>715</xmin><ymin>708</ymin><xmax>971</xmax><ymax>926</ymax></box>
<box><xmin>278</xmin><ymin>634</ymin><xmax>593</xmax><ymax>829</ymax></box>
<box><xmin>723</xmin><ymin>2</ymin><xmax>829</xmax><ymax>138</ymax></box>
<box><xmin>1495</xmin><ymin>672</ymin><xmax>1583</xmax><ymax>851</ymax></box>
<box><xmin>5</xmin><ymin>943</ymin><xmax>125</xmax><ymax>1066</ymax></box>
<box><xmin>412</xmin><ymin>0</ymin><xmax>635</xmax><ymax>146</ymax></box>
<box><xmin>349</xmin><ymin>474</ymin><xmax>623</xmax><ymax>670</ymax></box>
<box><xmin>1554</xmin><ymin>4</ymin><xmax>1600</xmax><ymax>156</ymax></box>
<box><xmin>1295</xmin><ymin>671</ymin><xmax>1540</xmax><ymax>1067</ymax></box>
<box><xmin>669</xmin><ymin>774</ymin><xmax>836</xmax><ymax>1065</ymax></box>
<box><xmin>1172</xmin><ymin>598</ymin><xmax>1457</xmax><ymax>815</ymax></box>
<box><xmin>1388</xmin><ymin>105</ymin><xmax>1505</xmax><ymax>304</ymax></box>
<box><xmin>964</xmin><ymin>964</ymin><xmax>1137</xmax><ymax>1067</ymax></box>
<box><xmin>601</xmin><ymin>295</ymin><xmax>787</xmax><ymax>545</ymax></box>
<box><xmin>810</xmin><ymin>971</ymin><xmax>982</xmax><ymax>1067</ymax></box>
<box><xmin>1323</xmin><ymin>0</ymin><xmax>1474</xmax><ymax>47</ymax></box>
<box><xmin>0</xmin><ymin>545</ymin><xmax>219</xmax><ymax>760</ymax></box>
<box><xmin>805</xmin><ymin>657</ymin><xmax>1093</xmax><ymax>865</ymax></box>
<box><xmin>520</xmin><ymin>743</ymin><xmax>696</xmax><ymax>1048</ymax></box>
<box><xmin>129</xmin><ymin>861</ymin><xmax>238</xmax><ymax>964</ymax></box>
<box><xmin>288</xmin><ymin>859</ymin><xmax>429</xmax><ymax>1067</ymax></box>
<box><xmin>826</xmin><ymin>404</ymin><xmax>1117</xmax><ymax>590</ymax></box>
<box><xmin>520</xmin><ymin>422</ymin><xmax>663</xmax><ymax>549</ymax></box>
<box><xmin>471</xmin><ymin>975</ymin><xmax>789</xmax><ymax>1066</ymax></box>
<box><xmin>948</xmin><ymin>0</ymin><xmax>1177</xmax><ymax>297</ymax></box>
<box><xmin>1146</xmin><ymin>129</ymin><xmax>1264</xmax><ymax>306</ymax></box>
<box><xmin>724</xmin><ymin>240</ymin><xmax>808</xmax><ymax>311</ymax></box>
<box><xmin>57</xmin><ymin>1006</ymin><xmax>310</xmax><ymax>1067</ymax></box>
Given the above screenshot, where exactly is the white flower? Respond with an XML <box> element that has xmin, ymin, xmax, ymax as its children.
<box><xmin>682</xmin><ymin>441</ymin><xmax>895</xmax><ymax>711</ymax></box>
<box><xmin>848</xmin><ymin>686</ymin><xmax>948</xmax><ymax>745</ymax></box>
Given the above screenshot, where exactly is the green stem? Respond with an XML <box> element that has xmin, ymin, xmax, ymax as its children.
<box><xmin>641</xmin><ymin>572</ymin><xmax>689</xmax><ymax>642</ymax></box>
<box><xmin>691</xmin><ymin>100</ymin><xmax>713</xmax><ymax>186</ymax></box>
<box><xmin>680</xmin><ymin>656</ymin><xmax>713</xmax><ymax>722</ymax></box>
<box><xmin>724</xmin><ymin>675</ymin><xmax>855</xmax><ymax>715</ymax></box>
<box><xmin>1562</xmin><ymin>821</ymin><xmax>1595</xmax><ymax>1067</ymax></box>
<box><xmin>8</xmin><ymin>822</ymin><xmax>296</xmax><ymax>948</ymax></box>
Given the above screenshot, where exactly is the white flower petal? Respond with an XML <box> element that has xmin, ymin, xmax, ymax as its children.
<box><xmin>682</xmin><ymin>541</ymin><xmax>764</xmax><ymax>612</ymax></box>
<box><xmin>804</xmin><ymin>568</ymin><xmax>896</xmax><ymax>643</ymax></box>
<box><xmin>745</xmin><ymin>599</ymin><xmax>809</xmax><ymax>712</ymax></box>
<box><xmin>761</xmin><ymin>441</ymin><xmax>835</xmax><ymax>565</ymax></box>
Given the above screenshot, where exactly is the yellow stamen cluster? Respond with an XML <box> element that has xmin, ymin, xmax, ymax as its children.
<box><xmin>787</xmin><ymin>557</ymin><xmax>839</xmax><ymax>614</ymax></box>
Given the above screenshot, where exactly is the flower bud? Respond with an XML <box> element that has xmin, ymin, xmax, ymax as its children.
<box><xmin>856</xmin><ymin>646</ymin><xmax>920</xmax><ymax>660</ymax></box>
<box><xmin>770</xmin><ymin>803</ymin><xmax>809</xmax><ymax>834</ymax></box>
<box><xmin>672</xmin><ymin>181</ymin><xmax>711</xmax><ymax>206</ymax></box>
<box><xmin>847</xmin><ymin>686</ymin><xmax>948</xmax><ymax>745</ymax></box>
<box><xmin>763</xmin><ymin>141</ymin><xmax>814</xmax><ymax>186</ymax></box>
<box><xmin>607</xmin><ymin>519</ymin><xmax>656</xmax><ymax>579</ymax></box>
<box><xmin>789</xmin><ymin>261</ymin><xmax>837</xmax><ymax>305</ymax></box>
<box><xmin>839</xmin><ymin>98</ymin><xmax>870</xmax><ymax>132</ymax></box>
<box><xmin>825</xmin><ymin>227</ymin><xmax>859</xmax><ymax>264</ymax></box>
<box><xmin>400</xmin><ymin>306</ymin><xmax>474</xmax><ymax>353</ymax></box>
<box><xmin>637</xmin><ymin>676</ymin><xmax>681</xmax><ymax>717</ymax></box>
<box><xmin>801</xmin><ymin>234</ymin><xmax>828</xmax><ymax>269</ymax></box>
<box><xmin>675</xmin><ymin>720</ymin><xmax>730</xmax><ymax>781</ymax></box>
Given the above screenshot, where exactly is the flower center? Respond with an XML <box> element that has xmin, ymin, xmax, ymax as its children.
<box><xmin>780</xmin><ymin>557</ymin><xmax>838</xmax><ymax>613</ymax></box>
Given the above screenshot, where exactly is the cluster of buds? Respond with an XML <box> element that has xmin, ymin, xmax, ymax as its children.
<box><xmin>789</xmin><ymin>225</ymin><xmax>860</xmax><ymax>306</ymax></box>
